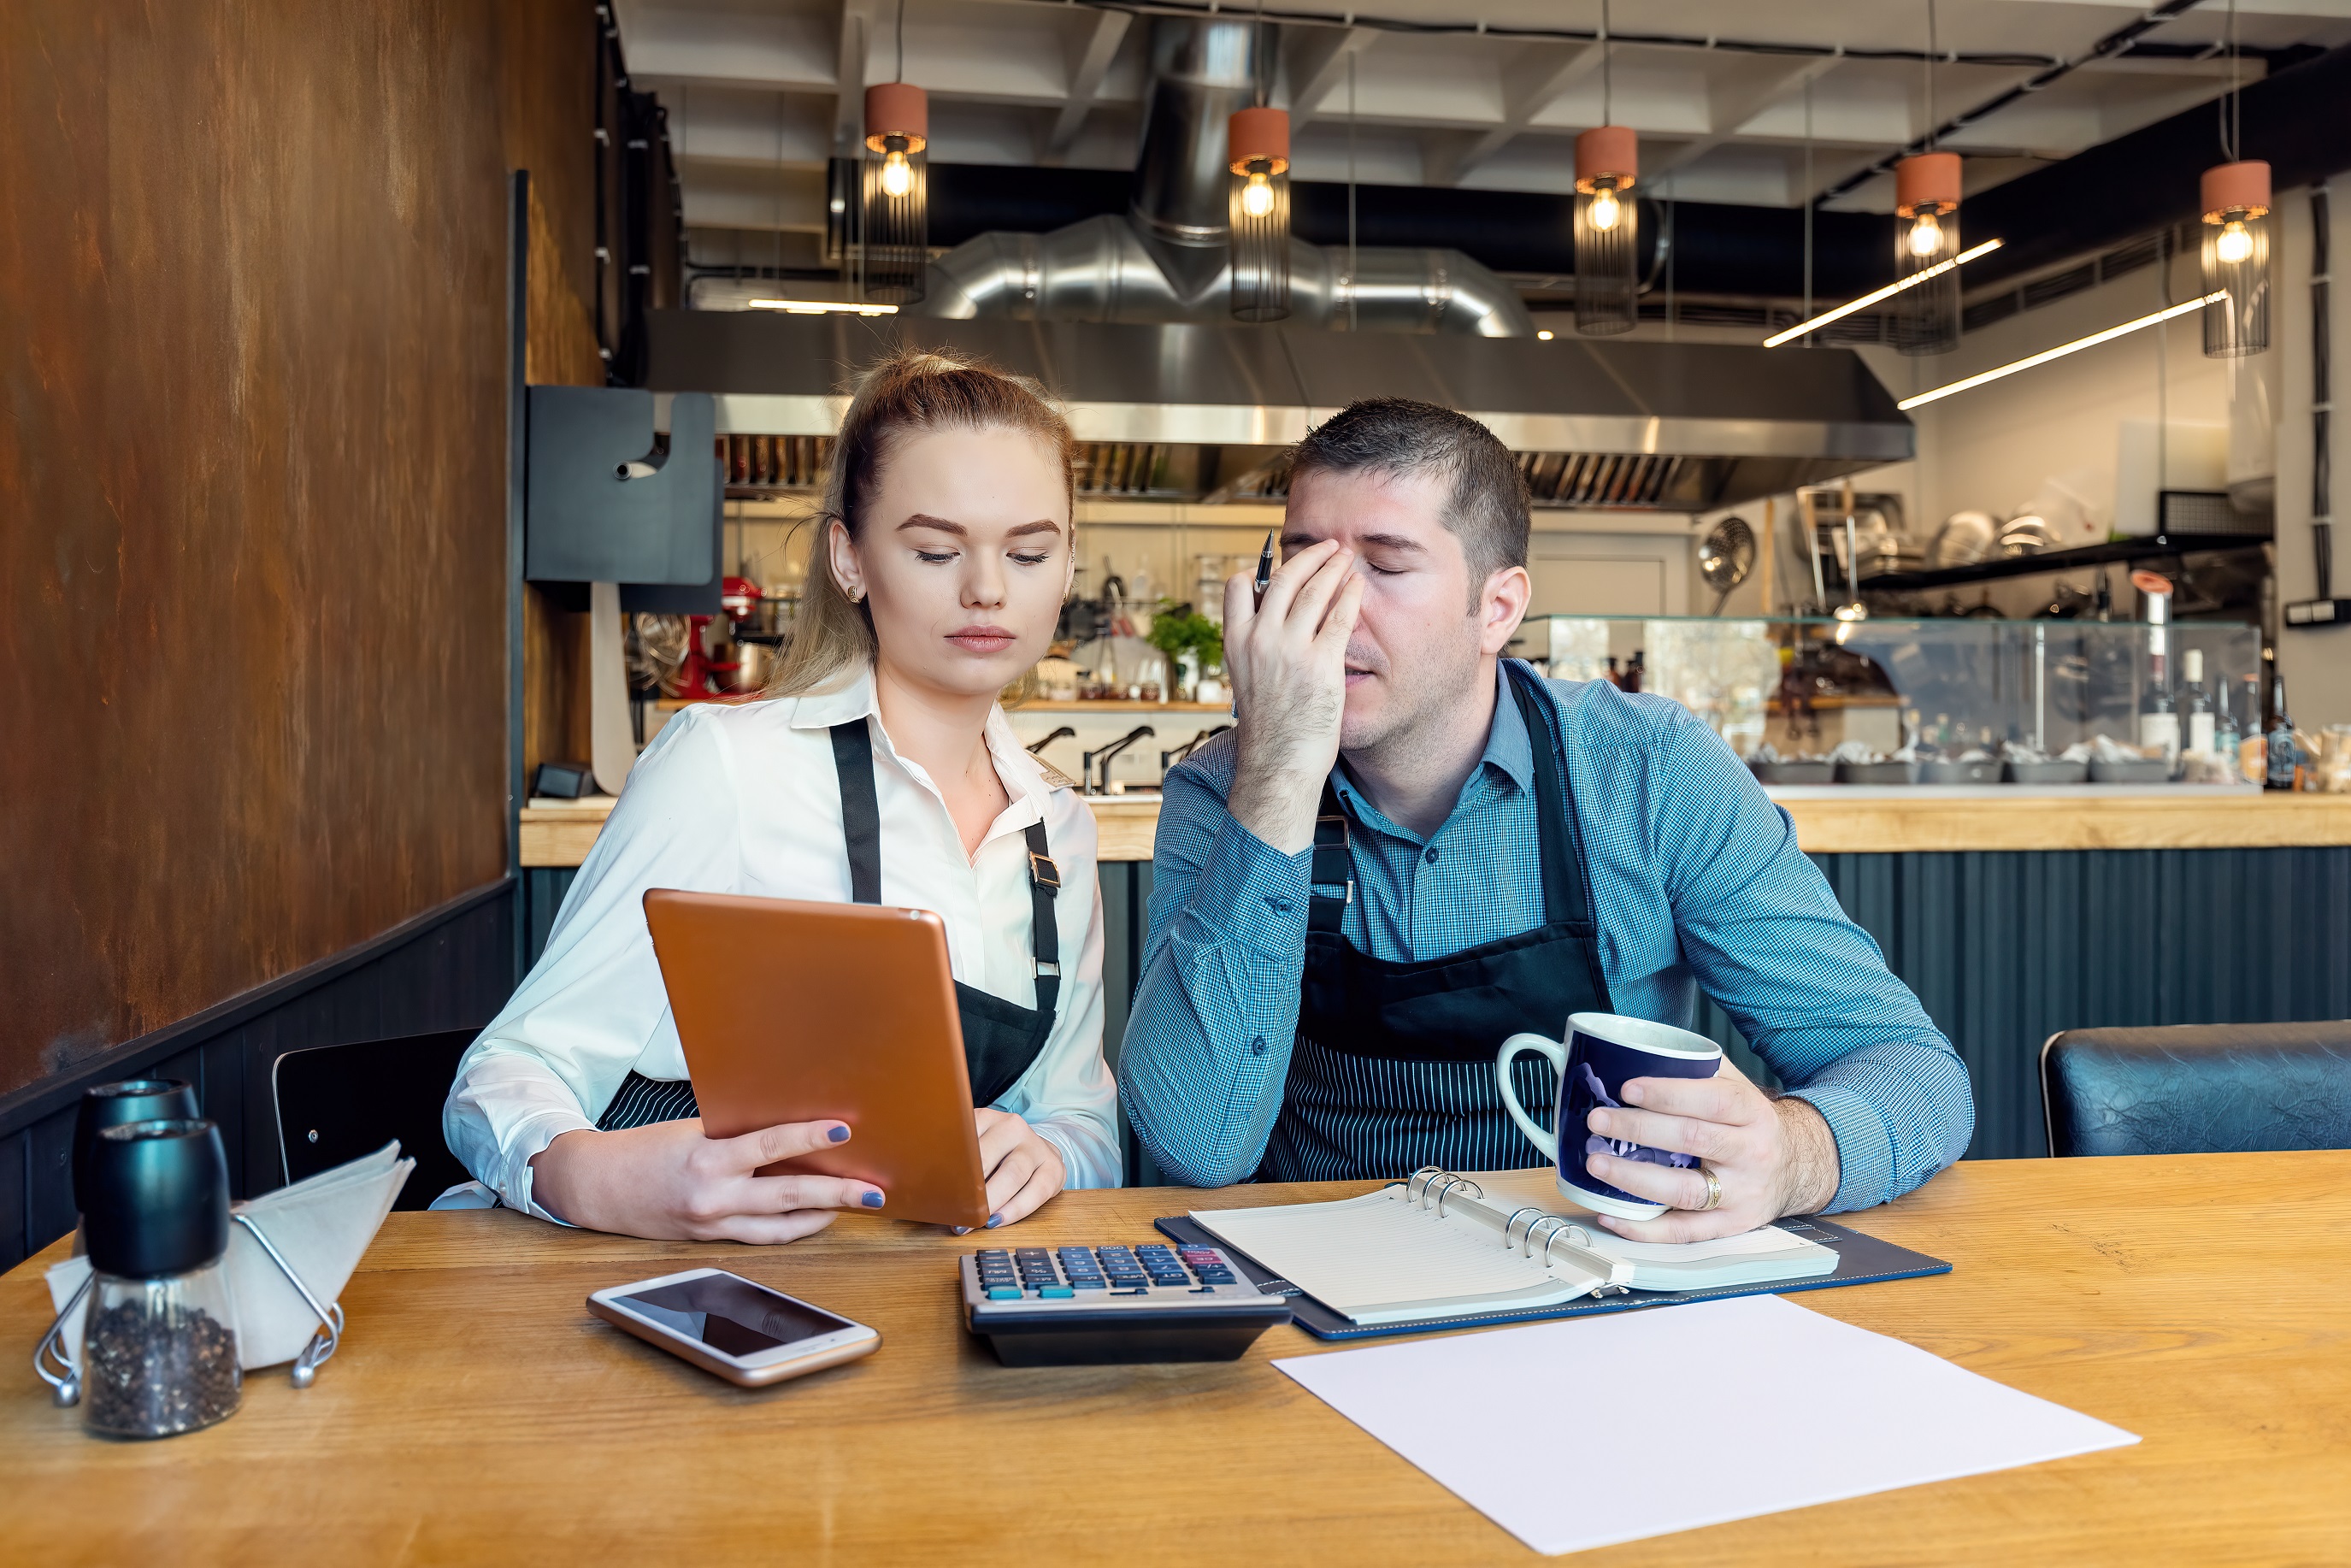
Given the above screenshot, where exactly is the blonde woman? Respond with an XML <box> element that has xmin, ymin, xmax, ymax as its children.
<box><xmin>445</xmin><ymin>351</ymin><xmax>1117</xmax><ymax>1241</ymax></box>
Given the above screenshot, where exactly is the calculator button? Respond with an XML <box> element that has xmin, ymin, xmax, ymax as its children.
<box><xmin>985</xmin><ymin>1287</ymin><xmax>1023</xmax><ymax>1300</ymax></box>
<box><xmin>1196</xmin><ymin>1271</ymin><xmax>1235</xmax><ymax>1284</ymax></box>
<box><xmin>1037</xmin><ymin>1286</ymin><xmax>1075</xmax><ymax>1300</ymax></box>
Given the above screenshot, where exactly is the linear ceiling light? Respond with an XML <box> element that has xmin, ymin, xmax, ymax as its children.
<box><xmin>1764</xmin><ymin>239</ymin><xmax>2002</xmax><ymax>347</ymax></box>
<box><xmin>1896</xmin><ymin>292</ymin><xmax>2224</xmax><ymax>410</ymax></box>
<box><xmin>746</xmin><ymin>299</ymin><xmax>899</xmax><ymax>315</ymax></box>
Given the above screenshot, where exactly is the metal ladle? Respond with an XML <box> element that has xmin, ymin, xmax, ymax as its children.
<box><xmin>1698</xmin><ymin>516</ymin><xmax>1757</xmax><ymax>615</ymax></box>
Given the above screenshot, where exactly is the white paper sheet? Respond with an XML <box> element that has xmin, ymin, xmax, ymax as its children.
<box><xmin>1274</xmin><ymin>1294</ymin><xmax>2138</xmax><ymax>1556</ymax></box>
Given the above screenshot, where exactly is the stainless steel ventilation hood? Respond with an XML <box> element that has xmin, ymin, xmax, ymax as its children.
<box><xmin>645</xmin><ymin>309</ymin><xmax>1913</xmax><ymax>512</ymax></box>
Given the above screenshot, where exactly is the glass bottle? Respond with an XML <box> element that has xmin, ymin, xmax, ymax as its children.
<box><xmin>2182</xmin><ymin>649</ymin><xmax>2214</xmax><ymax>756</ymax></box>
<box><xmin>79</xmin><ymin>1117</ymin><xmax>241</xmax><ymax>1439</ymax></box>
<box><xmin>2213</xmin><ymin>673</ymin><xmax>2240</xmax><ymax>772</ymax></box>
<box><xmin>2266</xmin><ymin>675</ymin><xmax>2299</xmax><ymax>792</ymax></box>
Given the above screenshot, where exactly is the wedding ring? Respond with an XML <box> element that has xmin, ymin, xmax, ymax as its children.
<box><xmin>1697</xmin><ymin>1166</ymin><xmax>1724</xmax><ymax>1211</ymax></box>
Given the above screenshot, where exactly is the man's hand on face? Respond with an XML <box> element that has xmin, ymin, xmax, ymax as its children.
<box><xmin>1580</xmin><ymin>1062</ymin><xmax>1842</xmax><ymax>1243</ymax></box>
<box><xmin>1222</xmin><ymin>539</ymin><xmax>1364</xmax><ymax>854</ymax></box>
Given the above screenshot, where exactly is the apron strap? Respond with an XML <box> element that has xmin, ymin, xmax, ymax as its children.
<box><xmin>1505</xmin><ymin>663</ymin><xmax>1581</xmax><ymax>929</ymax></box>
<box><xmin>1307</xmin><ymin>778</ymin><xmax>1355</xmax><ymax>934</ymax></box>
<box><xmin>1024</xmin><ymin>820</ymin><xmax>1063</xmax><ymax>1021</ymax></box>
<box><xmin>830</xmin><ymin>720</ymin><xmax>884</xmax><ymax>905</ymax></box>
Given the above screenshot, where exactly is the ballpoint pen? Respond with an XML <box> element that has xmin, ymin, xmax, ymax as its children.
<box><xmin>1252</xmin><ymin>532</ymin><xmax>1274</xmax><ymax>612</ymax></box>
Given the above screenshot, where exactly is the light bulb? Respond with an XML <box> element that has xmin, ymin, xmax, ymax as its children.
<box><xmin>880</xmin><ymin>148</ymin><xmax>912</xmax><ymax>198</ymax></box>
<box><xmin>1240</xmin><ymin>170</ymin><xmax>1274</xmax><ymax>218</ymax></box>
<box><xmin>1588</xmin><ymin>186</ymin><xmax>1621</xmax><ymax>233</ymax></box>
<box><xmin>2215</xmin><ymin>218</ymin><xmax>2253</xmax><ymax>265</ymax></box>
<box><xmin>1906</xmin><ymin>211</ymin><xmax>1943</xmax><ymax>258</ymax></box>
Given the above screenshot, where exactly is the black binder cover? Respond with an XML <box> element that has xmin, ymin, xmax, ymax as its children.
<box><xmin>1156</xmin><ymin>1212</ymin><xmax>1950</xmax><ymax>1343</ymax></box>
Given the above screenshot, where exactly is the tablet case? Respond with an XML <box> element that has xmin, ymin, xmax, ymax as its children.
<box><xmin>1155</xmin><ymin>1212</ymin><xmax>1951</xmax><ymax>1341</ymax></box>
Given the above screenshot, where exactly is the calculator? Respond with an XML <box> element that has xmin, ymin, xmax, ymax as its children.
<box><xmin>960</xmin><ymin>1241</ymin><xmax>1291</xmax><ymax>1365</ymax></box>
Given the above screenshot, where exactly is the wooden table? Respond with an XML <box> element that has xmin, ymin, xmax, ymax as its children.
<box><xmin>6</xmin><ymin>1152</ymin><xmax>2345</xmax><ymax>1564</ymax></box>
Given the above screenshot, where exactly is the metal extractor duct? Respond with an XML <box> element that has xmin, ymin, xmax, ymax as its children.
<box><xmin>916</xmin><ymin>18</ymin><xmax>1535</xmax><ymax>337</ymax></box>
<box><xmin>645</xmin><ymin>313</ymin><xmax>1914</xmax><ymax>513</ymax></box>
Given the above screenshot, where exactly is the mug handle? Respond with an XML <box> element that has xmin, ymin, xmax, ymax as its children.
<box><xmin>1495</xmin><ymin>1033</ymin><xmax>1568</xmax><ymax>1160</ymax></box>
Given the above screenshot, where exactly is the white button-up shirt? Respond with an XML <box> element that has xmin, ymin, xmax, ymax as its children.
<box><xmin>445</xmin><ymin>667</ymin><xmax>1120</xmax><ymax>1218</ymax></box>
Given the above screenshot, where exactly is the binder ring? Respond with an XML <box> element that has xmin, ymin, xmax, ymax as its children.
<box><xmin>1431</xmin><ymin>1175</ymin><xmax>1482</xmax><ymax>1217</ymax></box>
<box><xmin>1406</xmin><ymin>1167</ymin><xmax>1444</xmax><ymax>1204</ymax></box>
<box><xmin>1503</xmin><ymin>1207</ymin><xmax>1546</xmax><ymax>1252</ymax></box>
<box><xmin>1542</xmin><ymin>1223</ymin><xmax>1597</xmax><ymax>1270</ymax></box>
<box><xmin>1523</xmin><ymin>1214</ymin><xmax>1573</xmax><ymax>1260</ymax></box>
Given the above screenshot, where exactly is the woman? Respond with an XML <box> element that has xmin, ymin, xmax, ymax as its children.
<box><xmin>445</xmin><ymin>350</ymin><xmax>1118</xmax><ymax>1241</ymax></box>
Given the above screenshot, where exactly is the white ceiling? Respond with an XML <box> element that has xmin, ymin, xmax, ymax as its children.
<box><xmin>615</xmin><ymin>0</ymin><xmax>2351</xmax><ymax>237</ymax></box>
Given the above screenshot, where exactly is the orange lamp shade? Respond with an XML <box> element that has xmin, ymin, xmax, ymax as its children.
<box><xmin>1574</xmin><ymin>125</ymin><xmax>1637</xmax><ymax>192</ymax></box>
<box><xmin>1894</xmin><ymin>152</ymin><xmax>1961</xmax><ymax>216</ymax></box>
<box><xmin>1228</xmin><ymin>107</ymin><xmax>1290</xmax><ymax>174</ymax></box>
<box><xmin>864</xmin><ymin>82</ymin><xmax>928</xmax><ymax>152</ymax></box>
<box><xmin>2201</xmin><ymin>159</ymin><xmax>2271</xmax><ymax>220</ymax></box>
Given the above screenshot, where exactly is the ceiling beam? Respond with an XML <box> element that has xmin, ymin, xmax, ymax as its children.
<box><xmin>1427</xmin><ymin>43</ymin><xmax>1605</xmax><ymax>186</ymax></box>
<box><xmin>832</xmin><ymin>0</ymin><xmax>872</xmax><ymax>157</ymax></box>
<box><xmin>1644</xmin><ymin>55</ymin><xmax>1845</xmax><ymax>186</ymax></box>
<box><xmin>1287</xmin><ymin>26</ymin><xmax>1382</xmax><ymax>130</ymax></box>
<box><xmin>1043</xmin><ymin>8</ymin><xmax>1132</xmax><ymax>163</ymax></box>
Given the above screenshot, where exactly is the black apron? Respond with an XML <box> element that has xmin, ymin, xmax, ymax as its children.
<box><xmin>597</xmin><ymin>718</ymin><xmax>1063</xmax><ymax>1131</ymax></box>
<box><xmin>1258</xmin><ymin>662</ymin><xmax>1617</xmax><ymax>1182</ymax></box>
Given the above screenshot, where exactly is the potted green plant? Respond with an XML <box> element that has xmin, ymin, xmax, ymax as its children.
<box><xmin>1146</xmin><ymin>603</ymin><xmax>1225</xmax><ymax>703</ymax></box>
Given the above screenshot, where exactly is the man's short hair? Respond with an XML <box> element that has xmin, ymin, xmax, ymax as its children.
<box><xmin>1287</xmin><ymin>398</ymin><xmax>1531</xmax><ymax>594</ymax></box>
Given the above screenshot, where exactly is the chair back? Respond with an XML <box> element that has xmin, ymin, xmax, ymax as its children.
<box><xmin>2041</xmin><ymin>1022</ymin><xmax>2351</xmax><ymax>1157</ymax></box>
<box><xmin>272</xmin><ymin>1029</ymin><xmax>479</xmax><ymax>1205</ymax></box>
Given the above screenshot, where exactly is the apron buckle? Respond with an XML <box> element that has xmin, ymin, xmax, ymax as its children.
<box><xmin>1028</xmin><ymin>851</ymin><xmax>1062</xmax><ymax>891</ymax></box>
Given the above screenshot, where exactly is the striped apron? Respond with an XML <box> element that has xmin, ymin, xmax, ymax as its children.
<box><xmin>1258</xmin><ymin>663</ymin><xmax>1615</xmax><ymax>1182</ymax></box>
<box><xmin>597</xmin><ymin>716</ymin><xmax>1063</xmax><ymax>1131</ymax></box>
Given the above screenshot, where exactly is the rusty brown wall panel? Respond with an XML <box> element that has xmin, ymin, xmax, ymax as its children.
<box><xmin>0</xmin><ymin>1</ymin><xmax>596</xmax><ymax>1099</ymax></box>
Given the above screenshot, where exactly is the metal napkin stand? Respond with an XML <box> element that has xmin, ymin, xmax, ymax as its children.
<box><xmin>35</xmin><ymin>1213</ymin><xmax>345</xmax><ymax>1407</ymax></box>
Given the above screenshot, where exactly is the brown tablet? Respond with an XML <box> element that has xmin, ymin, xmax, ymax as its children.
<box><xmin>642</xmin><ymin>889</ymin><xmax>990</xmax><ymax>1229</ymax></box>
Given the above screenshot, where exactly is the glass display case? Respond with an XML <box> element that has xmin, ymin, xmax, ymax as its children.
<box><xmin>1537</xmin><ymin>615</ymin><xmax>2265</xmax><ymax>786</ymax></box>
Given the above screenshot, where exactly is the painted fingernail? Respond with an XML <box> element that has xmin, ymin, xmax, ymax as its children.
<box><xmin>828</xmin><ymin>1124</ymin><xmax>851</xmax><ymax>1143</ymax></box>
<box><xmin>951</xmin><ymin>1225</ymin><xmax>970</xmax><ymax>1235</ymax></box>
<box><xmin>861</xmin><ymin>1191</ymin><xmax>885</xmax><ymax>1208</ymax></box>
<box><xmin>985</xmin><ymin>1213</ymin><xmax>1005</xmax><ymax>1229</ymax></box>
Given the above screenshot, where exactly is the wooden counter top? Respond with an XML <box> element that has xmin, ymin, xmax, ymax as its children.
<box><xmin>6</xmin><ymin>1153</ymin><xmax>2347</xmax><ymax>1564</ymax></box>
<box><xmin>521</xmin><ymin>788</ymin><xmax>2351</xmax><ymax>868</ymax></box>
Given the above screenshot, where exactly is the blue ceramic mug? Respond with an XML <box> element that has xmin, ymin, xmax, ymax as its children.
<box><xmin>1496</xmin><ymin>1012</ymin><xmax>1724</xmax><ymax>1220</ymax></box>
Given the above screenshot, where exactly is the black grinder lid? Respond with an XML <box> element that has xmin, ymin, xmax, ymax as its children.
<box><xmin>82</xmin><ymin>1117</ymin><xmax>232</xmax><ymax>1279</ymax></box>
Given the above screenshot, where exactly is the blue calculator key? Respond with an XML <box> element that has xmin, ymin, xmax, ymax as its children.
<box><xmin>1069</xmin><ymin>1278</ymin><xmax>1106</xmax><ymax>1289</ymax></box>
<box><xmin>1038</xmin><ymin>1285</ymin><xmax>1075</xmax><ymax>1299</ymax></box>
<box><xmin>986</xmin><ymin>1287</ymin><xmax>1023</xmax><ymax>1300</ymax></box>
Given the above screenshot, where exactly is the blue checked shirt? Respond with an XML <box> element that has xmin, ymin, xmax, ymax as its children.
<box><xmin>1120</xmin><ymin>662</ymin><xmax>1975</xmax><ymax>1209</ymax></box>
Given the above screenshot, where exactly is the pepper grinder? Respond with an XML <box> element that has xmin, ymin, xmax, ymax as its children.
<box><xmin>78</xmin><ymin>1117</ymin><xmax>242</xmax><ymax>1439</ymax></box>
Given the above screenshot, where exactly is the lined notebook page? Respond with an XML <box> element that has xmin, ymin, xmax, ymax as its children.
<box><xmin>1192</xmin><ymin>1192</ymin><xmax>1605</xmax><ymax>1323</ymax></box>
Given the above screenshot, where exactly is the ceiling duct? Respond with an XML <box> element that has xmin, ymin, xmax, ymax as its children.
<box><xmin>646</xmin><ymin>312</ymin><xmax>1912</xmax><ymax>513</ymax></box>
<box><xmin>915</xmin><ymin>18</ymin><xmax>1534</xmax><ymax>337</ymax></box>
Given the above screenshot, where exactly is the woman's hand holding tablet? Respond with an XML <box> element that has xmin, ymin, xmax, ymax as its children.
<box><xmin>530</xmin><ymin>1117</ymin><xmax>887</xmax><ymax>1243</ymax></box>
<box><xmin>973</xmin><ymin>1108</ymin><xmax>1067</xmax><ymax>1229</ymax></box>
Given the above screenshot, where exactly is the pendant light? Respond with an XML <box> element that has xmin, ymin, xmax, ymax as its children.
<box><xmin>857</xmin><ymin>3</ymin><xmax>927</xmax><ymax>304</ymax></box>
<box><xmin>1893</xmin><ymin>1</ymin><xmax>1959</xmax><ymax>355</ymax></box>
<box><xmin>1229</xmin><ymin>106</ymin><xmax>1292</xmax><ymax>321</ymax></box>
<box><xmin>1573</xmin><ymin>1</ymin><xmax>1638</xmax><ymax>336</ymax></box>
<box><xmin>2201</xmin><ymin>1</ymin><xmax>2269</xmax><ymax>357</ymax></box>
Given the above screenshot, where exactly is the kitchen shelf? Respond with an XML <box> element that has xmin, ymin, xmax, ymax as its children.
<box><xmin>1859</xmin><ymin>533</ymin><xmax>2266</xmax><ymax>592</ymax></box>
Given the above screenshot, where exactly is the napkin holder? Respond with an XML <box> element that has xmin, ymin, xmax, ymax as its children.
<box><xmin>37</xmin><ymin>1141</ymin><xmax>412</xmax><ymax>1401</ymax></box>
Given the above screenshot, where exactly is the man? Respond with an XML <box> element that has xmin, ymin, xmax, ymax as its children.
<box><xmin>1120</xmin><ymin>399</ymin><xmax>1972</xmax><ymax>1241</ymax></box>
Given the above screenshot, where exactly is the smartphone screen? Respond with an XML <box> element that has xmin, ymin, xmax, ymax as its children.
<box><xmin>615</xmin><ymin>1273</ymin><xmax>857</xmax><ymax>1359</ymax></box>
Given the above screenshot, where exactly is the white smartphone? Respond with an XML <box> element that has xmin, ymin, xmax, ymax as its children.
<box><xmin>587</xmin><ymin>1267</ymin><xmax>881</xmax><ymax>1387</ymax></box>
